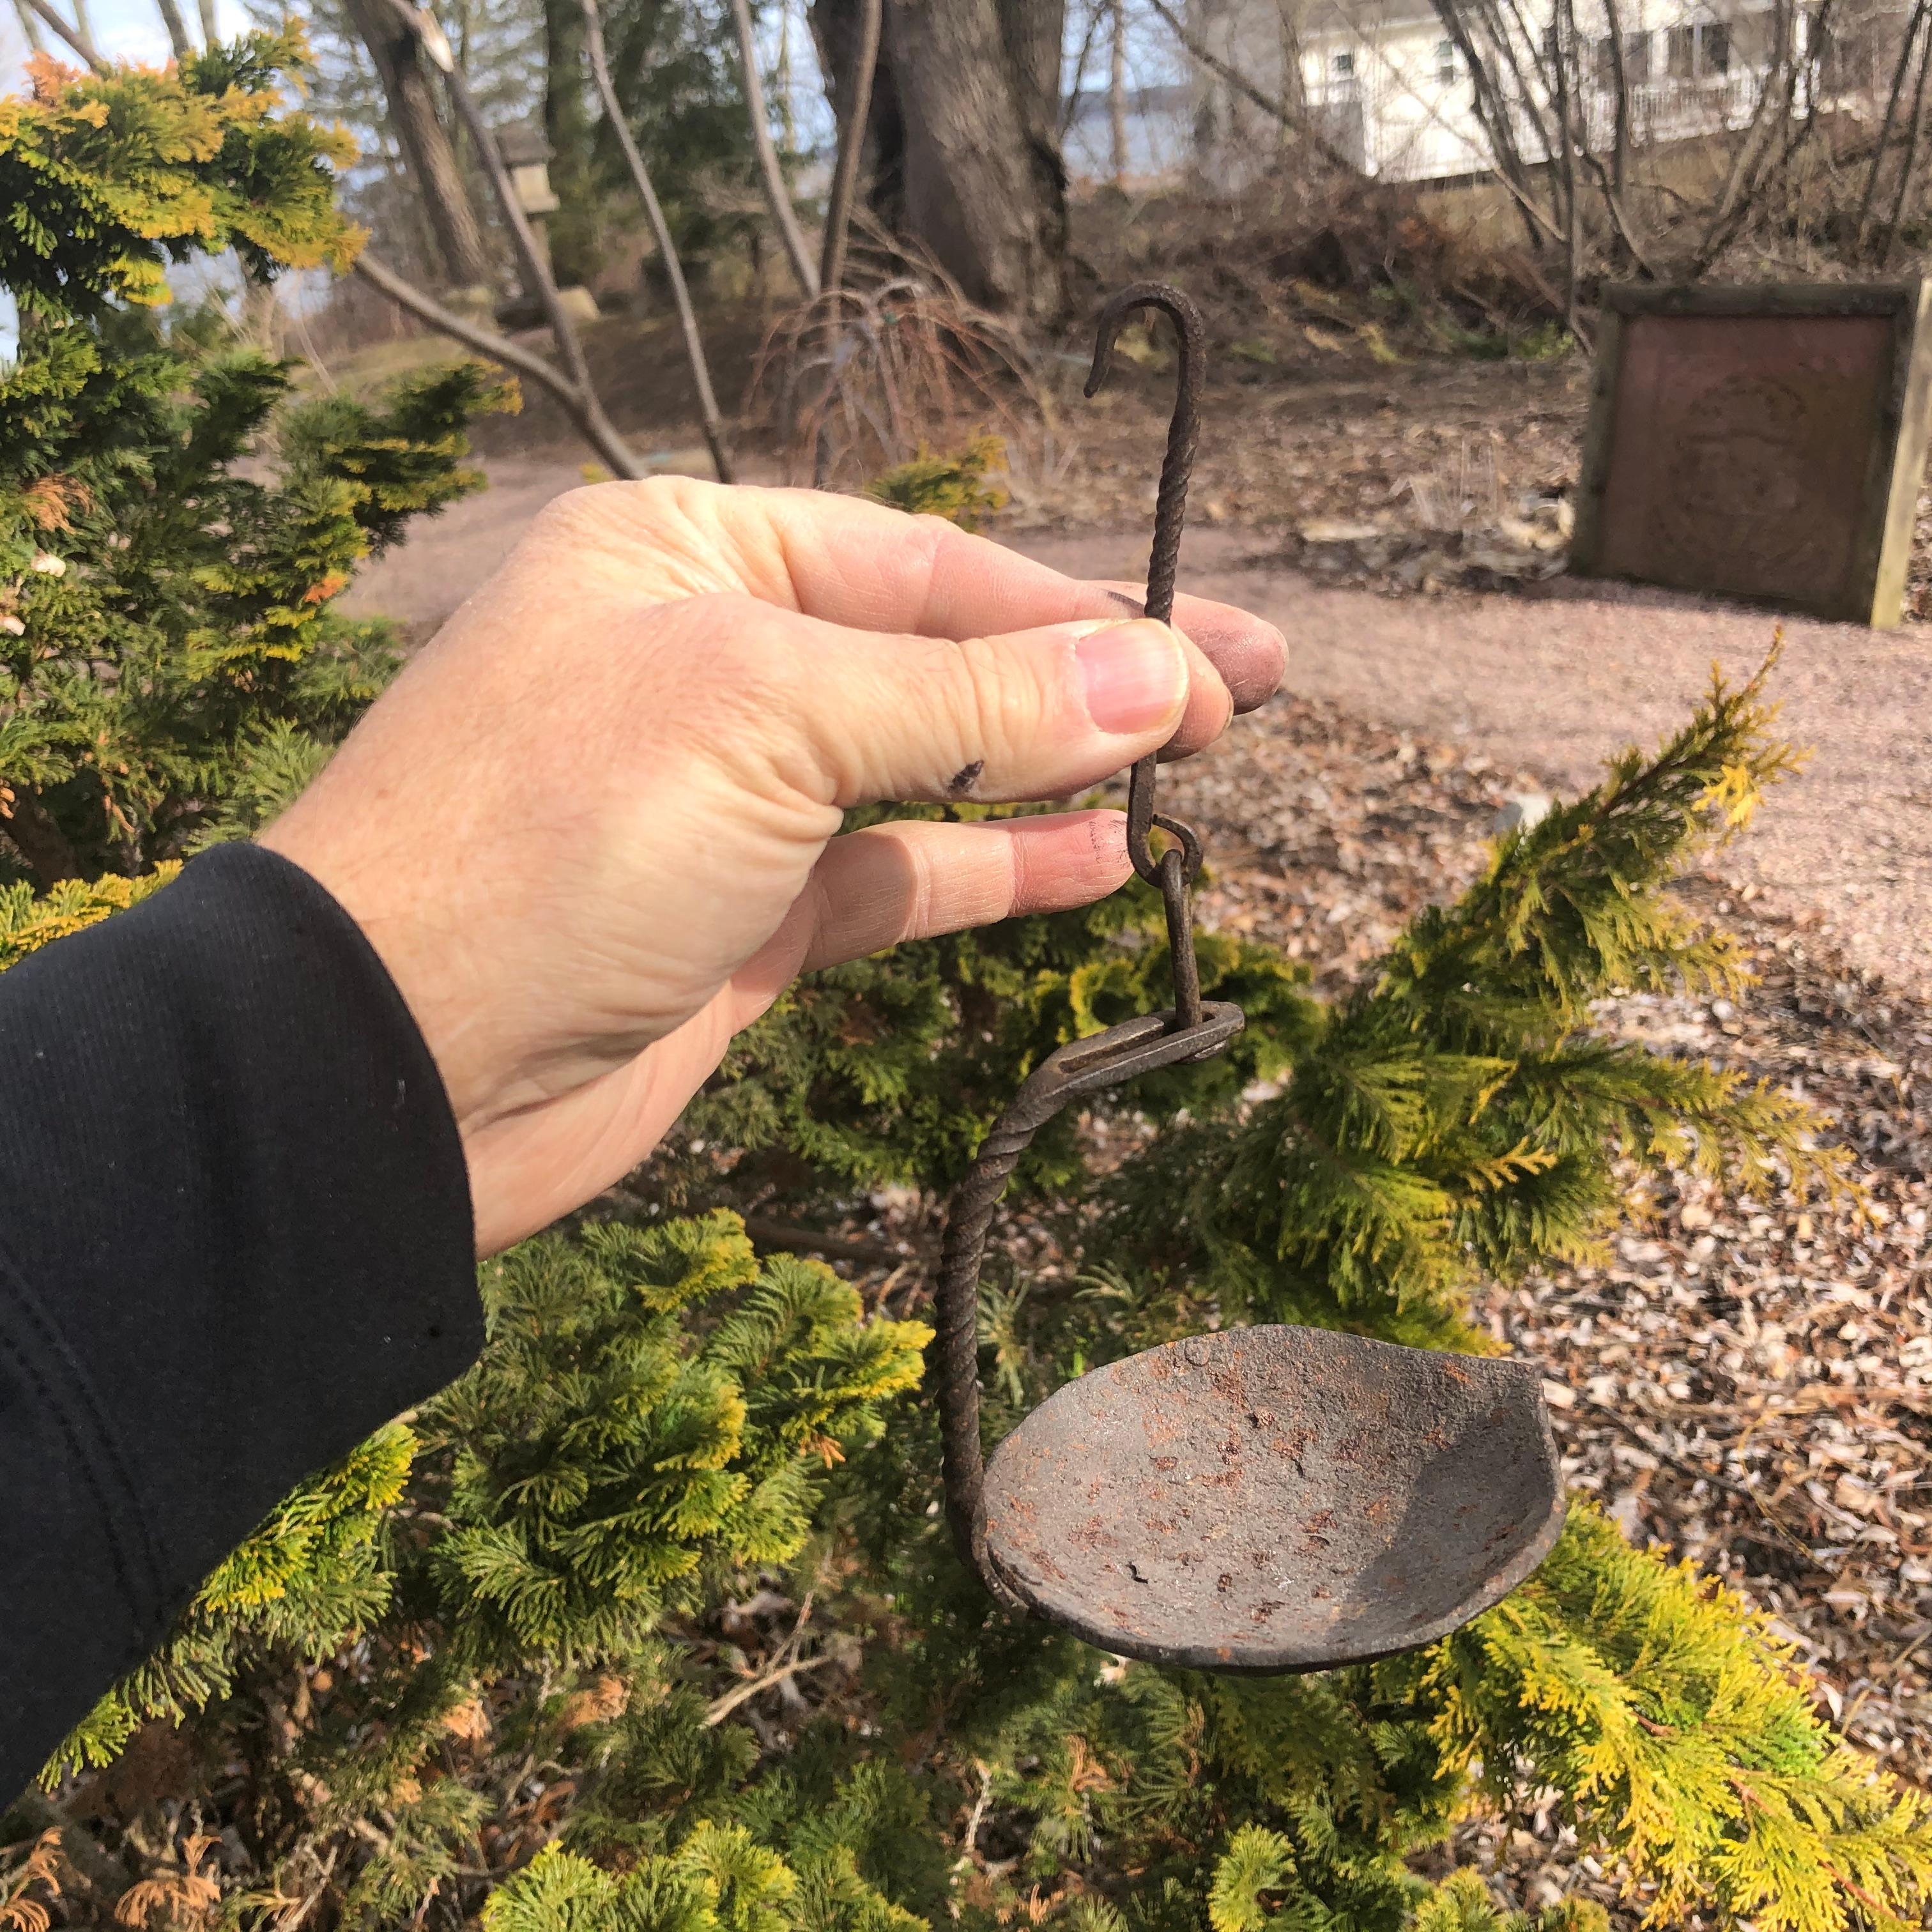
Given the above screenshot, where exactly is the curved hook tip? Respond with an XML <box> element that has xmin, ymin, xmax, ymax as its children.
<box><xmin>1084</xmin><ymin>280</ymin><xmax>1204</xmax><ymax>407</ymax></box>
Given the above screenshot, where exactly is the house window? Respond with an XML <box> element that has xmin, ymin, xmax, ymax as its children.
<box><xmin>1598</xmin><ymin>29</ymin><xmax>1653</xmax><ymax>83</ymax></box>
<box><xmin>1669</xmin><ymin>20</ymin><xmax>1731</xmax><ymax>78</ymax></box>
<box><xmin>1332</xmin><ymin>49</ymin><xmax>1355</xmax><ymax>76</ymax></box>
<box><xmin>1436</xmin><ymin>36</ymin><xmax>1457</xmax><ymax>82</ymax></box>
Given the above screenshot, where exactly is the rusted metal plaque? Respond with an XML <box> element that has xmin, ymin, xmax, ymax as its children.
<box><xmin>981</xmin><ymin>1325</ymin><xmax>1564</xmax><ymax>1673</ymax></box>
<box><xmin>1572</xmin><ymin>282</ymin><xmax>1932</xmax><ymax>627</ymax></box>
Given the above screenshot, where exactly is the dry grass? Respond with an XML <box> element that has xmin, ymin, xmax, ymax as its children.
<box><xmin>746</xmin><ymin>224</ymin><xmax>1068</xmax><ymax>493</ymax></box>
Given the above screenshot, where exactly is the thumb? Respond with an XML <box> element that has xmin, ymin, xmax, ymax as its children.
<box><xmin>754</xmin><ymin>608</ymin><xmax>1197</xmax><ymax>806</ymax></box>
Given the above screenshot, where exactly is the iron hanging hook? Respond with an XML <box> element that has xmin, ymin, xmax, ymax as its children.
<box><xmin>931</xmin><ymin>282</ymin><xmax>1564</xmax><ymax>1666</ymax></box>
<box><xmin>1084</xmin><ymin>281</ymin><xmax>1209</xmax><ymax>1029</ymax></box>
<box><xmin>1084</xmin><ymin>280</ymin><xmax>1206</xmax><ymax>632</ymax></box>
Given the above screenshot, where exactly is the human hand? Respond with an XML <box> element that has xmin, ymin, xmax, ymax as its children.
<box><xmin>261</xmin><ymin>480</ymin><xmax>1285</xmax><ymax>1254</ymax></box>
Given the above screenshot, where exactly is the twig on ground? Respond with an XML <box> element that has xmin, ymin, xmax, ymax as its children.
<box><xmin>703</xmin><ymin>1652</ymin><xmax>836</xmax><ymax>1727</ymax></box>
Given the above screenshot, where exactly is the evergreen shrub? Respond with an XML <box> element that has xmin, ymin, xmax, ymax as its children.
<box><xmin>0</xmin><ymin>61</ymin><xmax>1924</xmax><ymax>1932</ymax></box>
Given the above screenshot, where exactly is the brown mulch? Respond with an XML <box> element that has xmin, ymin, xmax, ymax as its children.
<box><xmin>1015</xmin><ymin>348</ymin><xmax>1589</xmax><ymax>595</ymax></box>
<box><xmin>1025</xmin><ymin>342</ymin><xmax>1932</xmax><ymax>620</ymax></box>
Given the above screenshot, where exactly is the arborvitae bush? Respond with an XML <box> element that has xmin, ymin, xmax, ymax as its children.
<box><xmin>0</xmin><ymin>31</ymin><xmax>513</xmax><ymax>890</ymax></box>
<box><xmin>1</xmin><ymin>79</ymin><xmax>1926</xmax><ymax>1929</ymax></box>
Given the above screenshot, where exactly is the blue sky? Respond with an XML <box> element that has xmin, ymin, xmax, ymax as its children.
<box><xmin>0</xmin><ymin>0</ymin><xmax>251</xmax><ymax>74</ymax></box>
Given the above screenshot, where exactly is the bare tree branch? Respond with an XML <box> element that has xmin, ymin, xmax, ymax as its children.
<box><xmin>1857</xmin><ymin>0</ymin><xmax>1928</xmax><ymax>250</ymax></box>
<box><xmin>728</xmin><ymin>0</ymin><xmax>819</xmax><ymax>298</ymax></box>
<box><xmin>704</xmin><ymin>1652</ymin><xmax>834</xmax><ymax>1726</ymax></box>
<box><xmin>583</xmin><ymin>0</ymin><xmax>735</xmax><ymax>480</ymax></box>
<box><xmin>1600</xmin><ymin>0</ymin><xmax>1632</xmax><ymax>196</ymax></box>
<box><xmin>1690</xmin><ymin>0</ymin><xmax>1802</xmax><ymax>273</ymax></box>
<box><xmin>378</xmin><ymin>0</ymin><xmax>636</xmax><ymax>476</ymax></box>
<box><xmin>22</xmin><ymin>0</ymin><xmax>106</xmax><ymax>70</ymax></box>
<box><xmin>353</xmin><ymin>252</ymin><xmax>645</xmax><ymax>479</ymax></box>
<box><xmin>1059</xmin><ymin>0</ymin><xmax>1107</xmax><ymax>141</ymax></box>
<box><xmin>819</xmin><ymin>0</ymin><xmax>880</xmax><ymax>296</ymax></box>
<box><xmin>1430</xmin><ymin>0</ymin><xmax>1549</xmax><ymax>248</ymax></box>
<box><xmin>1882</xmin><ymin>4</ymin><xmax>1932</xmax><ymax>262</ymax></box>
<box><xmin>1141</xmin><ymin>0</ymin><xmax>1365</xmax><ymax>174</ymax></box>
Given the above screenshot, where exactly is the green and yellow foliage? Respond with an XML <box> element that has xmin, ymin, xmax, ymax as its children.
<box><xmin>864</xmin><ymin>436</ymin><xmax>1011</xmax><ymax>532</ymax></box>
<box><xmin>0</xmin><ymin>81</ymin><xmax>1919</xmax><ymax>1923</ymax></box>
<box><xmin>0</xmin><ymin>32</ymin><xmax>514</xmax><ymax>889</ymax></box>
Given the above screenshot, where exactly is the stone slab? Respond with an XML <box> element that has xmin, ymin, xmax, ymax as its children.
<box><xmin>1570</xmin><ymin>282</ymin><xmax>1932</xmax><ymax>627</ymax></box>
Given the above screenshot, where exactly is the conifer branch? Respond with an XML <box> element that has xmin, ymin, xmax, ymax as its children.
<box><xmin>6</xmin><ymin>1795</ymin><xmax>126</xmax><ymax>1903</ymax></box>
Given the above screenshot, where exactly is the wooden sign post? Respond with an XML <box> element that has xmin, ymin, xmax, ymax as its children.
<box><xmin>1571</xmin><ymin>282</ymin><xmax>1932</xmax><ymax>627</ymax></box>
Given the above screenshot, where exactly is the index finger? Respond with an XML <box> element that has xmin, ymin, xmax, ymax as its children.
<box><xmin>553</xmin><ymin>479</ymin><xmax>1288</xmax><ymax>717</ymax></box>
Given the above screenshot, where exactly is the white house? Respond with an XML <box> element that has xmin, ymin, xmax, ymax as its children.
<box><xmin>1066</xmin><ymin>0</ymin><xmax>1885</xmax><ymax>188</ymax></box>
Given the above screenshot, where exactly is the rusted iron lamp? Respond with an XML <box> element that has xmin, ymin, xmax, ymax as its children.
<box><xmin>934</xmin><ymin>283</ymin><xmax>1566</xmax><ymax>1672</ymax></box>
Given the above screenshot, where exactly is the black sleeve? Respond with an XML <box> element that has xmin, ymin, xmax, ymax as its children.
<box><xmin>0</xmin><ymin>845</ymin><xmax>483</xmax><ymax>1800</ymax></box>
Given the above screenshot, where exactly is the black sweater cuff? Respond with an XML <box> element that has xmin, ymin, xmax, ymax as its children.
<box><xmin>0</xmin><ymin>844</ymin><xmax>481</xmax><ymax>1795</ymax></box>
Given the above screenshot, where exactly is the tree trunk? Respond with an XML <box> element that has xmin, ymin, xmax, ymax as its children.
<box><xmin>1109</xmin><ymin>1</ymin><xmax>1128</xmax><ymax>183</ymax></box>
<box><xmin>999</xmin><ymin>0</ymin><xmax>1066</xmax><ymax>133</ymax></box>
<box><xmin>819</xmin><ymin>0</ymin><xmax>880</xmax><ymax>295</ymax></box>
<box><xmin>154</xmin><ymin>0</ymin><xmax>193</xmax><ymax>59</ymax></box>
<box><xmin>342</xmin><ymin>0</ymin><xmax>493</xmax><ymax>291</ymax></box>
<box><xmin>544</xmin><ymin>0</ymin><xmax>597</xmax><ymax>286</ymax></box>
<box><xmin>811</xmin><ymin>0</ymin><xmax>905</xmax><ymax>221</ymax></box>
<box><xmin>195</xmin><ymin>0</ymin><xmax>215</xmax><ymax>46</ymax></box>
<box><xmin>813</xmin><ymin>0</ymin><xmax>1068</xmax><ymax>323</ymax></box>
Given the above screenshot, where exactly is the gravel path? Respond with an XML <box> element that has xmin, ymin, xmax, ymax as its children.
<box><xmin>348</xmin><ymin>459</ymin><xmax>1932</xmax><ymax>993</ymax></box>
<box><xmin>1020</xmin><ymin>527</ymin><xmax>1932</xmax><ymax>997</ymax></box>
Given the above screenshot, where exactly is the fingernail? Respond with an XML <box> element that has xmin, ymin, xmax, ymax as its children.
<box><xmin>1075</xmin><ymin>619</ymin><xmax>1184</xmax><ymax>736</ymax></box>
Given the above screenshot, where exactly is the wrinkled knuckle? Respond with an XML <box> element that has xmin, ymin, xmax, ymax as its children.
<box><xmin>949</xmin><ymin>632</ymin><xmax>1045</xmax><ymax>763</ymax></box>
<box><xmin>635</xmin><ymin>472</ymin><xmax>714</xmax><ymax>521</ymax></box>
